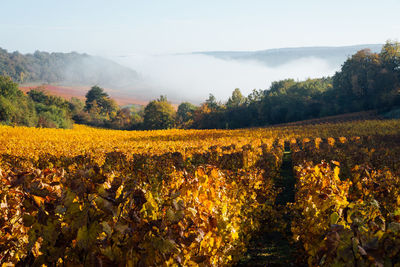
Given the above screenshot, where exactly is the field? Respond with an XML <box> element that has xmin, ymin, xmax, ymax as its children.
<box><xmin>19</xmin><ymin>84</ymin><xmax>147</xmax><ymax>106</ymax></box>
<box><xmin>1</xmin><ymin>120</ymin><xmax>400</xmax><ymax>266</ymax></box>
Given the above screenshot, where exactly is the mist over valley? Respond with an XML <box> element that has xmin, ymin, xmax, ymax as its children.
<box><xmin>0</xmin><ymin>44</ymin><xmax>384</xmax><ymax>104</ymax></box>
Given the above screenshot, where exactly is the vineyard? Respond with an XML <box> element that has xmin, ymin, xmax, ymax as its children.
<box><xmin>1</xmin><ymin>120</ymin><xmax>400</xmax><ymax>266</ymax></box>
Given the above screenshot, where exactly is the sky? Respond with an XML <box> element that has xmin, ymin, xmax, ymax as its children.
<box><xmin>1</xmin><ymin>0</ymin><xmax>399</xmax><ymax>55</ymax></box>
<box><xmin>1</xmin><ymin>1</ymin><xmax>399</xmax><ymax>102</ymax></box>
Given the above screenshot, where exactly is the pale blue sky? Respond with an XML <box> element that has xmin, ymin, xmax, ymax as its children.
<box><xmin>1</xmin><ymin>0</ymin><xmax>399</xmax><ymax>55</ymax></box>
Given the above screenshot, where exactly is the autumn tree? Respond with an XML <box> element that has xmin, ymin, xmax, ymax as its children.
<box><xmin>176</xmin><ymin>102</ymin><xmax>197</xmax><ymax>128</ymax></box>
<box><xmin>205</xmin><ymin>94</ymin><xmax>220</xmax><ymax>110</ymax></box>
<box><xmin>85</xmin><ymin>86</ymin><xmax>117</xmax><ymax>117</ymax></box>
<box><xmin>143</xmin><ymin>96</ymin><xmax>176</xmax><ymax>129</ymax></box>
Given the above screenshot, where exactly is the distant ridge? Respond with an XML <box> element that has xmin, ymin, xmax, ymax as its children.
<box><xmin>193</xmin><ymin>44</ymin><xmax>383</xmax><ymax>67</ymax></box>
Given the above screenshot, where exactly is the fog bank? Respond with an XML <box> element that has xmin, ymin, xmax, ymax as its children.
<box><xmin>114</xmin><ymin>53</ymin><xmax>339</xmax><ymax>104</ymax></box>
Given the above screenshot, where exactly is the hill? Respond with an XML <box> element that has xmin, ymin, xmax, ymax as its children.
<box><xmin>0</xmin><ymin>48</ymin><xmax>139</xmax><ymax>88</ymax></box>
<box><xmin>194</xmin><ymin>44</ymin><xmax>383</xmax><ymax>67</ymax></box>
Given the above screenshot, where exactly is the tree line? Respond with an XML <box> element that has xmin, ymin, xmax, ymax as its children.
<box><xmin>0</xmin><ymin>41</ymin><xmax>399</xmax><ymax>130</ymax></box>
<box><xmin>0</xmin><ymin>78</ymin><xmax>144</xmax><ymax>130</ymax></box>
<box><xmin>183</xmin><ymin>40</ymin><xmax>400</xmax><ymax>129</ymax></box>
<box><xmin>0</xmin><ymin>76</ymin><xmax>73</xmax><ymax>128</ymax></box>
<box><xmin>147</xmin><ymin>41</ymin><xmax>400</xmax><ymax>129</ymax></box>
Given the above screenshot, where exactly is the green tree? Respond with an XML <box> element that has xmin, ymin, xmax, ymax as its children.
<box><xmin>27</xmin><ymin>89</ymin><xmax>73</xmax><ymax>128</ymax></box>
<box><xmin>380</xmin><ymin>40</ymin><xmax>400</xmax><ymax>67</ymax></box>
<box><xmin>205</xmin><ymin>94</ymin><xmax>220</xmax><ymax>110</ymax></box>
<box><xmin>0</xmin><ymin>75</ymin><xmax>22</xmax><ymax>99</ymax></box>
<box><xmin>27</xmin><ymin>89</ymin><xmax>48</xmax><ymax>103</ymax></box>
<box><xmin>0</xmin><ymin>75</ymin><xmax>38</xmax><ymax>126</ymax></box>
<box><xmin>176</xmin><ymin>102</ymin><xmax>196</xmax><ymax>127</ymax></box>
<box><xmin>0</xmin><ymin>94</ymin><xmax>37</xmax><ymax>126</ymax></box>
<box><xmin>35</xmin><ymin>103</ymin><xmax>72</xmax><ymax>128</ymax></box>
<box><xmin>85</xmin><ymin>86</ymin><xmax>109</xmax><ymax>112</ymax></box>
<box><xmin>332</xmin><ymin>49</ymin><xmax>381</xmax><ymax>111</ymax></box>
<box><xmin>226</xmin><ymin>88</ymin><xmax>245</xmax><ymax>108</ymax></box>
<box><xmin>143</xmin><ymin>96</ymin><xmax>176</xmax><ymax>129</ymax></box>
<box><xmin>379</xmin><ymin>41</ymin><xmax>400</xmax><ymax>106</ymax></box>
<box><xmin>246</xmin><ymin>89</ymin><xmax>263</xmax><ymax>104</ymax></box>
<box><xmin>69</xmin><ymin>97</ymin><xmax>85</xmax><ymax>115</ymax></box>
<box><xmin>84</xmin><ymin>86</ymin><xmax>118</xmax><ymax>122</ymax></box>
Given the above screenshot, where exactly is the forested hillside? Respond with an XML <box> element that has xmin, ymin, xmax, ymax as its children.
<box><xmin>0</xmin><ymin>48</ymin><xmax>139</xmax><ymax>87</ymax></box>
<box><xmin>187</xmin><ymin>41</ymin><xmax>400</xmax><ymax>129</ymax></box>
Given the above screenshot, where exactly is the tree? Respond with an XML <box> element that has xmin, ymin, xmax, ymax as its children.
<box><xmin>332</xmin><ymin>43</ymin><xmax>400</xmax><ymax>111</ymax></box>
<box><xmin>226</xmin><ymin>88</ymin><xmax>245</xmax><ymax>108</ymax></box>
<box><xmin>0</xmin><ymin>75</ymin><xmax>38</xmax><ymax>126</ymax></box>
<box><xmin>268</xmin><ymin>79</ymin><xmax>296</xmax><ymax>96</ymax></box>
<box><xmin>85</xmin><ymin>86</ymin><xmax>108</xmax><ymax>111</ymax></box>
<box><xmin>34</xmin><ymin>103</ymin><xmax>72</xmax><ymax>128</ymax></box>
<box><xmin>176</xmin><ymin>102</ymin><xmax>196</xmax><ymax>127</ymax></box>
<box><xmin>109</xmin><ymin>107</ymin><xmax>133</xmax><ymax>129</ymax></box>
<box><xmin>332</xmin><ymin>49</ymin><xmax>381</xmax><ymax>111</ymax></box>
<box><xmin>69</xmin><ymin>97</ymin><xmax>85</xmax><ymax>115</ymax></box>
<box><xmin>380</xmin><ymin>40</ymin><xmax>400</xmax><ymax>68</ymax></box>
<box><xmin>158</xmin><ymin>95</ymin><xmax>168</xmax><ymax>102</ymax></box>
<box><xmin>246</xmin><ymin>89</ymin><xmax>263</xmax><ymax>104</ymax></box>
<box><xmin>0</xmin><ymin>75</ymin><xmax>22</xmax><ymax>99</ymax></box>
<box><xmin>27</xmin><ymin>89</ymin><xmax>73</xmax><ymax>128</ymax></box>
<box><xmin>143</xmin><ymin>96</ymin><xmax>176</xmax><ymax>129</ymax></box>
<box><xmin>205</xmin><ymin>94</ymin><xmax>220</xmax><ymax>110</ymax></box>
<box><xmin>85</xmin><ymin>86</ymin><xmax>118</xmax><ymax>119</ymax></box>
<box><xmin>27</xmin><ymin>89</ymin><xmax>48</xmax><ymax>103</ymax></box>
